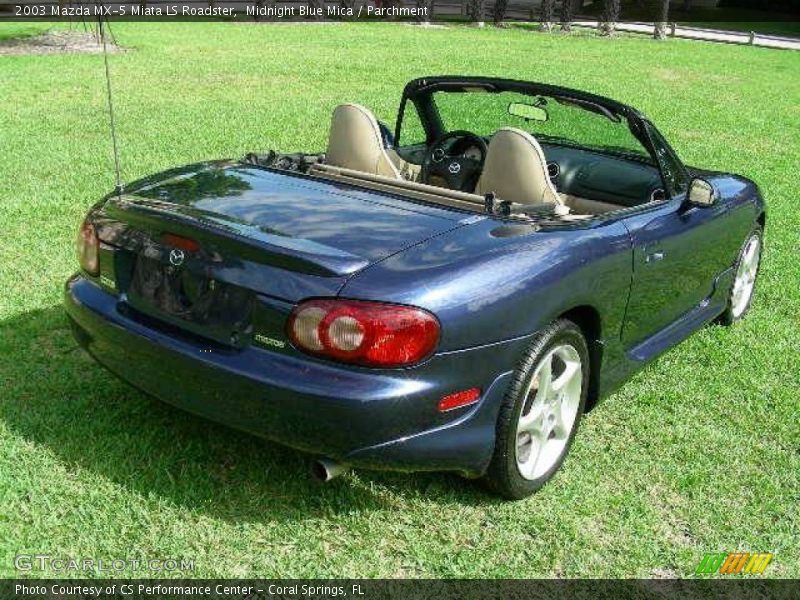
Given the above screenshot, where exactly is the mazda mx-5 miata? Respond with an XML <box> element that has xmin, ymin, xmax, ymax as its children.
<box><xmin>65</xmin><ymin>76</ymin><xmax>765</xmax><ymax>499</ymax></box>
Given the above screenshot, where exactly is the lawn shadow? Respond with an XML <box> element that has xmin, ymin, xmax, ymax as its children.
<box><xmin>0</xmin><ymin>304</ymin><xmax>498</xmax><ymax>522</ymax></box>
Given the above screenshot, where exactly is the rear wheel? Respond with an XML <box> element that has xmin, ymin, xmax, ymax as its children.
<box><xmin>482</xmin><ymin>319</ymin><xmax>589</xmax><ymax>500</ymax></box>
<box><xmin>719</xmin><ymin>226</ymin><xmax>762</xmax><ymax>325</ymax></box>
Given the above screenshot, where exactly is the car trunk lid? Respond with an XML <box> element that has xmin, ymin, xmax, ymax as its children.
<box><xmin>93</xmin><ymin>161</ymin><xmax>469</xmax><ymax>348</ymax></box>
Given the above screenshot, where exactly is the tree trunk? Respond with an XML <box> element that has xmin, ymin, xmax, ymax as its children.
<box><xmin>560</xmin><ymin>0</ymin><xmax>574</xmax><ymax>31</ymax></box>
<box><xmin>599</xmin><ymin>0</ymin><xmax>620</xmax><ymax>36</ymax></box>
<box><xmin>493</xmin><ymin>0</ymin><xmax>508</xmax><ymax>25</ymax></box>
<box><xmin>383</xmin><ymin>0</ymin><xmax>399</xmax><ymax>20</ymax></box>
<box><xmin>415</xmin><ymin>0</ymin><xmax>426</xmax><ymax>22</ymax></box>
<box><xmin>540</xmin><ymin>0</ymin><xmax>555</xmax><ymax>31</ymax></box>
<box><xmin>654</xmin><ymin>0</ymin><xmax>669</xmax><ymax>39</ymax></box>
<box><xmin>467</xmin><ymin>0</ymin><xmax>484</xmax><ymax>24</ymax></box>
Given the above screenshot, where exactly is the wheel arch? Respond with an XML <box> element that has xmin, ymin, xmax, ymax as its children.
<box><xmin>557</xmin><ymin>305</ymin><xmax>603</xmax><ymax>412</ymax></box>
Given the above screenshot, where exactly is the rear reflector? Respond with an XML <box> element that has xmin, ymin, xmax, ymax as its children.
<box><xmin>437</xmin><ymin>388</ymin><xmax>481</xmax><ymax>412</ymax></box>
<box><xmin>288</xmin><ymin>298</ymin><xmax>439</xmax><ymax>368</ymax></box>
<box><xmin>76</xmin><ymin>219</ymin><xmax>99</xmax><ymax>276</ymax></box>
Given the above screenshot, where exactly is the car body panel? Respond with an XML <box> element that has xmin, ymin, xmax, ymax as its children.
<box><xmin>65</xmin><ymin>275</ymin><xmax>523</xmax><ymax>475</ymax></box>
<box><xmin>621</xmin><ymin>173</ymin><xmax>763</xmax><ymax>346</ymax></box>
<box><xmin>339</xmin><ymin>217</ymin><xmax>633</xmax><ymax>353</ymax></box>
<box><xmin>65</xmin><ymin>78</ymin><xmax>766</xmax><ymax>476</ymax></box>
<box><xmin>121</xmin><ymin>161</ymin><xmax>468</xmax><ymax>270</ymax></box>
<box><xmin>67</xmin><ymin>163</ymin><xmax>764</xmax><ymax>474</ymax></box>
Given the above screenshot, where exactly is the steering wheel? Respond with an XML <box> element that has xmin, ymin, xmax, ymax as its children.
<box><xmin>420</xmin><ymin>130</ymin><xmax>488</xmax><ymax>193</ymax></box>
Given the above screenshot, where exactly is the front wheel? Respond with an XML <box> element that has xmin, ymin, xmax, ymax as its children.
<box><xmin>719</xmin><ymin>225</ymin><xmax>762</xmax><ymax>325</ymax></box>
<box><xmin>482</xmin><ymin>319</ymin><xmax>589</xmax><ymax>500</ymax></box>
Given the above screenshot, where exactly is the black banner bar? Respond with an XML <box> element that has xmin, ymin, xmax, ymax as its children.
<box><xmin>1</xmin><ymin>0</ymin><xmax>798</xmax><ymax>22</ymax></box>
<box><xmin>3</xmin><ymin>579</ymin><xmax>800</xmax><ymax>600</ymax></box>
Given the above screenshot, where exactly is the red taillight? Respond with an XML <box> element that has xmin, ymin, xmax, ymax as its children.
<box><xmin>437</xmin><ymin>388</ymin><xmax>481</xmax><ymax>412</ymax></box>
<box><xmin>76</xmin><ymin>219</ymin><xmax>99</xmax><ymax>276</ymax></box>
<box><xmin>288</xmin><ymin>299</ymin><xmax>439</xmax><ymax>367</ymax></box>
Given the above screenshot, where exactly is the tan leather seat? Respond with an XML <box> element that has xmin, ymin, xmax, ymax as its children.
<box><xmin>475</xmin><ymin>127</ymin><xmax>562</xmax><ymax>206</ymax></box>
<box><xmin>325</xmin><ymin>104</ymin><xmax>401</xmax><ymax>179</ymax></box>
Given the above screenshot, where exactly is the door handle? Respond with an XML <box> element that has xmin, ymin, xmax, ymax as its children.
<box><xmin>645</xmin><ymin>251</ymin><xmax>665</xmax><ymax>263</ymax></box>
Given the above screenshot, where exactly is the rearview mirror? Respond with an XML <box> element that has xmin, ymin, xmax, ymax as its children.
<box><xmin>688</xmin><ymin>178</ymin><xmax>716</xmax><ymax>207</ymax></box>
<box><xmin>508</xmin><ymin>102</ymin><xmax>548</xmax><ymax>122</ymax></box>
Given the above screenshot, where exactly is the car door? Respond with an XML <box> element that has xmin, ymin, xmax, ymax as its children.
<box><xmin>620</xmin><ymin>124</ymin><xmax>731</xmax><ymax>347</ymax></box>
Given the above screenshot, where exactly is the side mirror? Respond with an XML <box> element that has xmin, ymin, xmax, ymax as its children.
<box><xmin>687</xmin><ymin>178</ymin><xmax>716</xmax><ymax>207</ymax></box>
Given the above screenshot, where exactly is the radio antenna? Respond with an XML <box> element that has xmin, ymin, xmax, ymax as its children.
<box><xmin>98</xmin><ymin>14</ymin><xmax>123</xmax><ymax>199</ymax></box>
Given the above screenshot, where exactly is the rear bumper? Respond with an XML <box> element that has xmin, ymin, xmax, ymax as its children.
<box><xmin>64</xmin><ymin>275</ymin><xmax>527</xmax><ymax>476</ymax></box>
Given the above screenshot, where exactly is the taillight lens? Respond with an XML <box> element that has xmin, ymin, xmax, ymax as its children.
<box><xmin>76</xmin><ymin>219</ymin><xmax>99</xmax><ymax>276</ymax></box>
<box><xmin>288</xmin><ymin>299</ymin><xmax>439</xmax><ymax>367</ymax></box>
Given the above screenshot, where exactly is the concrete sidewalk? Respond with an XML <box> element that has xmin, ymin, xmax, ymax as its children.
<box><xmin>572</xmin><ymin>20</ymin><xmax>800</xmax><ymax>50</ymax></box>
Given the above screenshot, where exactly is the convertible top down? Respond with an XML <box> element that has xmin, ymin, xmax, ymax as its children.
<box><xmin>65</xmin><ymin>77</ymin><xmax>765</xmax><ymax>499</ymax></box>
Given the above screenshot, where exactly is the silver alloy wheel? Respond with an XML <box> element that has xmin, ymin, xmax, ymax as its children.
<box><xmin>515</xmin><ymin>344</ymin><xmax>582</xmax><ymax>480</ymax></box>
<box><xmin>731</xmin><ymin>234</ymin><xmax>761</xmax><ymax>319</ymax></box>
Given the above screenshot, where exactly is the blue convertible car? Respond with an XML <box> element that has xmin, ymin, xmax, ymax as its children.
<box><xmin>65</xmin><ymin>77</ymin><xmax>765</xmax><ymax>499</ymax></box>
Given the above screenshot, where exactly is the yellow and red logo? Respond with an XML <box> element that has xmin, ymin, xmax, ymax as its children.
<box><xmin>695</xmin><ymin>552</ymin><xmax>773</xmax><ymax>575</ymax></box>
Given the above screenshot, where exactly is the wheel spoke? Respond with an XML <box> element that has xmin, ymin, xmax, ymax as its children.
<box><xmin>746</xmin><ymin>261</ymin><xmax>758</xmax><ymax>279</ymax></box>
<box><xmin>517</xmin><ymin>402</ymin><xmax>543</xmax><ymax>433</ymax></box>
<box><xmin>746</xmin><ymin>240</ymin><xmax>760</xmax><ymax>274</ymax></box>
<box><xmin>551</xmin><ymin>359</ymin><xmax>580</xmax><ymax>393</ymax></box>
<box><xmin>550</xmin><ymin>402</ymin><xmax>569</xmax><ymax>439</ymax></box>
<box><xmin>526</xmin><ymin>425</ymin><xmax>551</xmax><ymax>477</ymax></box>
<box><xmin>536</xmin><ymin>354</ymin><xmax>553</xmax><ymax>399</ymax></box>
<box><xmin>516</xmin><ymin>425</ymin><xmax>546</xmax><ymax>478</ymax></box>
<box><xmin>732</xmin><ymin>282</ymin><xmax>743</xmax><ymax>306</ymax></box>
<box><xmin>745</xmin><ymin>241</ymin><xmax>758</xmax><ymax>264</ymax></box>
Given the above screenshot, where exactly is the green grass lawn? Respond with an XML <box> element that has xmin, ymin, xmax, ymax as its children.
<box><xmin>0</xmin><ymin>22</ymin><xmax>798</xmax><ymax>579</ymax></box>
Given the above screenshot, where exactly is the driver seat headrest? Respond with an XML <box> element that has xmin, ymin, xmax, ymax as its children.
<box><xmin>475</xmin><ymin>127</ymin><xmax>562</xmax><ymax>206</ymax></box>
<box><xmin>326</xmin><ymin>104</ymin><xmax>401</xmax><ymax>179</ymax></box>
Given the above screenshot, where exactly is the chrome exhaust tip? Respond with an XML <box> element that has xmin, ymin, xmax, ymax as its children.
<box><xmin>311</xmin><ymin>458</ymin><xmax>347</xmax><ymax>482</ymax></box>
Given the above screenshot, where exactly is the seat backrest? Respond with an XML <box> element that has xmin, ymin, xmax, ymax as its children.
<box><xmin>326</xmin><ymin>104</ymin><xmax>401</xmax><ymax>179</ymax></box>
<box><xmin>475</xmin><ymin>127</ymin><xmax>561</xmax><ymax>205</ymax></box>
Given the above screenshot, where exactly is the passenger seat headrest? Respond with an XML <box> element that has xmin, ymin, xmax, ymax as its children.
<box><xmin>326</xmin><ymin>104</ymin><xmax>401</xmax><ymax>179</ymax></box>
<box><xmin>475</xmin><ymin>127</ymin><xmax>561</xmax><ymax>206</ymax></box>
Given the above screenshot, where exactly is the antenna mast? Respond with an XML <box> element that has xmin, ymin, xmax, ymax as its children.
<box><xmin>98</xmin><ymin>14</ymin><xmax>123</xmax><ymax>198</ymax></box>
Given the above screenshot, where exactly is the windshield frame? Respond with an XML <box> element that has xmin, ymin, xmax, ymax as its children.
<box><xmin>394</xmin><ymin>76</ymin><xmax>676</xmax><ymax>193</ymax></box>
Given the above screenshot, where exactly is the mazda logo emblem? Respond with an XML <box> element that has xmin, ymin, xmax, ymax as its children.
<box><xmin>448</xmin><ymin>162</ymin><xmax>461</xmax><ymax>174</ymax></box>
<box><xmin>169</xmin><ymin>249</ymin><xmax>185</xmax><ymax>266</ymax></box>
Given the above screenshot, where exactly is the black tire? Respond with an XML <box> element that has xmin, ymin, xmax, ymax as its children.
<box><xmin>718</xmin><ymin>225</ymin><xmax>763</xmax><ymax>326</ymax></box>
<box><xmin>482</xmin><ymin>319</ymin><xmax>590</xmax><ymax>500</ymax></box>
